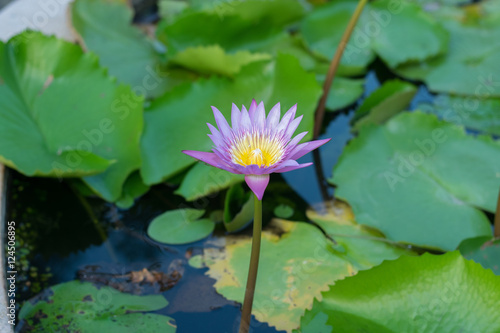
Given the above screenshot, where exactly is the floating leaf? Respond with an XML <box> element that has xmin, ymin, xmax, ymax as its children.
<box><xmin>331</xmin><ymin>111</ymin><xmax>498</xmax><ymax>251</ymax></box>
<box><xmin>353</xmin><ymin>79</ymin><xmax>417</xmax><ymax>129</ymax></box>
<box><xmin>18</xmin><ymin>281</ymin><xmax>175</xmax><ymax>332</ymax></box>
<box><xmin>0</xmin><ymin>32</ymin><xmax>143</xmax><ymax>202</ymax></box>
<box><xmin>169</xmin><ymin>45</ymin><xmax>271</xmax><ymax>77</ymax></box>
<box><xmin>322</xmin><ymin>76</ymin><xmax>364</xmax><ymax>112</ymax></box>
<box><xmin>223</xmin><ymin>183</ymin><xmax>254</xmax><ymax>232</ymax></box>
<box><xmin>158</xmin><ymin>0</ymin><xmax>306</xmax><ymax>55</ymax></box>
<box><xmin>175</xmin><ymin>162</ymin><xmax>244</xmax><ymax>201</ymax></box>
<box><xmin>370</xmin><ymin>0</ymin><xmax>449</xmax><ymax>68</ymax></box>
<box><xmin>301</xmin><ymin>0</ymin><xmax>375</xmax><ymax>76</ymax></box>
<box><xmin>71</xmin><ymin>0</ymin><xmax>168</xmax><ymax>98</ymax></box>
<box><xmin>198</xmin><ymin>202</ymin><xmax>411</xmax><ymax>332</ymax></box>
<box><xmin>396</xmin><ymin>2</ymin><xmax>500</xmax><ymax>96</ymax></box>
<box><xmin>419</xmin><ymin>94</ymin><xmax>500</xmax><ymax>136</ymax></box>
<box><xmin>459</xmin><ymin>236</ymin><xmax>500</xmax><ymax>275</ymax></box>
<box><xmin>274</xmin><ymin>204</ymin><xmax>294</xmax><ymax>219</ymax></box>
<box><xmin>299</xmin><ymin>252</ymin><xmax>500</xmax><ymax>333</ymax></box>
<box><xmin>300</xmin><ymin>0</ymin><xmax>447</xmax><ymax>74</ymax></box>
<box><xmin>115</xmin><ymin>172</ymin><xmax>150</xmax><ymax>209</ymax></box>
<box><xmin>147</xmin><ymin>209</ymin><xmax>215</xmax><ymax>245</ymax></box>
<box><xmin>140</xmin><ymin>53</ymin><xmax>321</xmax><ymax>184</ymax></box>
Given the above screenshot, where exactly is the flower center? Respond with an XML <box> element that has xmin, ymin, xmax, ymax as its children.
<box><xmin>230</xmin><ymin>132</ymin><xmax>284</xmax><ymax>167</ymax></box>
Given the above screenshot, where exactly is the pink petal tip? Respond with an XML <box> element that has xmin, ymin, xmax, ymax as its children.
<box><xmin>245</xmin><ymin>174</ymin><xmax>270</xmax><ymax>201</ymax></box>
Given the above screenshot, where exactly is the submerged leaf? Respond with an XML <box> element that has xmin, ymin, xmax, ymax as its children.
<box><xmin>147</xmin><ymin>209</ymin><xmax>215</xmax><ymax>245</ymax></box>
<box><xmin>0</xmin><ymin>32</ymin><xmax>143</xmax><ymax>201</ymax></box>
<box><xmin>331</xmin><ymin>111</ymin><xmax>498</xmax><ymax>251</ymax></box>
<box><xmin>18</xmin><ymin>281</ymin><xmax>175</xmax><ymax>332</ymax></box>
<box><xmin>299</xmin><ymin>252</ymin><xmax>500</xmax><ymax>333</ymax></box>
<box><xmin>197</xmin><ymin>202</ymin><xmax>412</xmax><ymax>332</ymax></box>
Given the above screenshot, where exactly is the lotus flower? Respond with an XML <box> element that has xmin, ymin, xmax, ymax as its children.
<box><xmin>182</xmin><ymin>100</ymin><xmax>330</xmax><ymax>200</ymax></box>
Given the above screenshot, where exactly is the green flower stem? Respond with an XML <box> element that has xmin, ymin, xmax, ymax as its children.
<box><xmin>494</xmin><ymin>186</ymin><xmax>500</xmax><ymax>238</ymax></box>
<box><xmin>239</xmin><ymin>194</ymin><xmax>262</xmax><ymax>333</ymax></box>
<box><xmin>313</xmin><ymin>0</ymin><xmax>369</xmax><ymax>138</ymax></box>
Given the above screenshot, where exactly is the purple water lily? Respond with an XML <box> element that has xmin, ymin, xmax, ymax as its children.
<box><xmin>183</xmin><ymin>100</ymin><xmax>330</xmax><ymax>200</ymax></box>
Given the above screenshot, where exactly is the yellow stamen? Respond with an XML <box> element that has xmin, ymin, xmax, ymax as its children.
<box><xmin>230</xmin><ymin>132</ymin><xmax>284</xmax><ymax>167</ymax></box>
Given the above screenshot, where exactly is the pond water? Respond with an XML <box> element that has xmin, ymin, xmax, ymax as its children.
<box><xmin>7</xmin><ymin>59</ymin><xmax>435</xmax><ymax>332</ymax></box>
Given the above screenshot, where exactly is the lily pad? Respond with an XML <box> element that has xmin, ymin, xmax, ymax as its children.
<box><xmin>71</xmin><ymin>0</ymin><xmax>168</xmax><ymax>98</ymax></box>
<box><xmin>18</xmin><ymin>280</ymin><xmax>175</xmax><ymax>332</ymax></box>
<box><xmin>115</xmin><ymin>172</ymin><xmax>150</xmax><ymax>209</ymax></box>
<box><xmin>419</xmin><ymin>94</ymin><xmax>500</xmax><ymax>136</ymax></box>
<box><xmin>299</xmin><ymin>251</ymin><xmax>500</xmax><ymax>333</ymax></box>
<box><xmin>140</xmin><ymin>53</ymin><xmax>321</xmax><ymax>184</ymax></box>
<box><xmin>459</xmin><ymin>236</ymin><xmax>500</xmax><ymax>275</ymax></box>
<box><xmin>321</xmin><ymin>76</ymin><xmax>364</xmax><ymax>112</ymax></box>
<box><xmin>147</xmin><ymin>209</ymin><xmax>215</xmax><ymax>245</ymax></box>
<box><xmin>0</xmin><ymin>32</ymin><xmax>143</xmax><ymax>202</ymax></box>
<box><xmin>174</xmin><ymin>162</ymin><xmax>244</xmax><ymax>201</ymax></box>
<box><xmin>300</xmin><ymin>0</ymin><xmax>447</xmax><ymax>74</ymax></box>
<box><xmin>331</xmin><ymin>111</ymin><xmax>498</xmax><ymax>251</ymax></box>
<box><xmin>198</xmin><ymin>202</ymin><xmax>411</xmax><ymax>332</ymax></box>
<box><xmin>158</xmin><ymin>0</ymin><xmax>306</xmax><ymax>55</ymax></box>
<box><xmin>353</xmin><ymin>79</ymin><xmax>417</xmax><ymax>129</ymax></box>
<box><xmin>396</xmin><ymin>2</ymin><xmax>500</xmax><ymax>96</ymax></box>
<box><xmin>169</xmin><ymin>45</ymin><xmax>271</xmax><ymax>77</ymax></box>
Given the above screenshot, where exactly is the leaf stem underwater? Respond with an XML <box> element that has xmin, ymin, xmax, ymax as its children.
<box><xmin>239</xmin><ymin>194</ymin><xmax>263</xmax><ymax>333</ymax></box>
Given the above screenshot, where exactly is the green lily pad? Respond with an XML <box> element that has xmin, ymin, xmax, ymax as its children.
<box><xmin>459</xmin><ymin>236</ymin><xmax>500</xmax><ymax>275</ymax></box>
<box><xmin>71</xmin><ymin>0</ymin><xmax>168</xmax><ymax>98</ymax></box>
<box><xmin>115</xmin><ymin>172</ymin><xmax>150</xmax><ymax>209</ymax></box>
<box><xmin>0</xmin><ymin>32</ymin><xmax>143</xmax><ymax>202</ymax></box>
<box><xmin>320</xmin><ymin>76</ymin><xmax>364</xmax><ymax>112</ymax></box>
<box><xmin>147</xmin><ymin>209</ymin><xmax>215</xmax><ymax>245</ymax></box>
<box><xmin>274</xmin><ymin>204</ymin><xmax>294</xmax><ymax>219</ymax></box>
<box><xmin>174</xmin><ymin>162</ymin><xmax>244</xmax><ymax>201</ymax></box>
<box><xmin>158</xmin><ymin>0</ymin><xmax>306</xmax><ymax>55</ymax></box>
<box><xmin>419</xmin><ymin>94</ymin><xmax>500</xmax><ymax>136</ymax></box>
<box><xmin>223</xmin><ymin>183</ymin><xmax>254</xmax><ymax>232</ymax></box>
<box><xmin>396</xmin><ymin>2</ymin><xmax>500</xmax><ymax>96</ymax></box>
<box><xmin>199</xmin><ymin>202</ymin><xmax>412</xmax><ymax>332</ymax></box>
<box><xmin>300</xmin><ymin>0</ymin><xmax>376</xmax><ymax>76</ymax></box>
<box><xmin>300</xmin><ymin>0</ymin><xmax>447</xmax><ymax>74</ymax></box>
<box><xmin>331</xmin><ymin>111</ymin><xmax>498</xmax><ymax>251</ymax></box>
<box><xmin>353</xmin><ymin>79</ymin><xmax>417</xmax><ymax>129</ymax></box>
<box><xmin>18</xmin><ymin>280</ymin><xmax>175</xmax><ymax>332</ymax></box>
<box><xmin>140</xmin><ymin>53</ymin><xmax>321</xmax><ymax>184</ymax></box>
<box><xmin>169</xmin><ymin>45</ymin><xmax>271</xmax><ymax>77</ymax></box>
<box><xmin>299</xmin><ymin>251</ymin><xmax>500</xmax><ymax>333</ymax></box>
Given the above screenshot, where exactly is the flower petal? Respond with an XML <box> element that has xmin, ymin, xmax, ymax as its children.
<box><xmin>254</xmin><ymin>101</ymin><xmax>266</xmax><ymax>130</ymax></box>
<box><xmin>288</xmin><ymin>138</ymin><xmax>331</xmax><ymax>160</ymax></box>
<box><xmin>266</xmin><ymin>102</ymin><xmax>280</xmax><ymax>129</ymax></box>
<box><xmin>275</xmin><ymin>104</ymin><xmax>297</xmax><ymax>134</ymax></box>
<box><xmin>283</xmin><ymin>114</ymin><xmax>303</xmax><ymax>141</ymax></box>
<box><xmin>273</xmin><ymin>162</ymin><xmax>313</xmax><ymax>173</ymax></box>
<box><xmin>240</xmin><ymin>105</ymin><xmax>252</xmax><ymax>132</ymax></box>
<box><xmin>231</xmin><ymin>103</ymin><xmax>241</xmax><ymax>132</ymax></box>
<box><xmin>248</xmin><ymin>99</ymin><xmax>258</xmax><ymax>122</ymax></box>
<box><xmin>245</xmin><ymin>174</ymin><xmax>270</xmax><ymax>200</ymax></box>
<box><xmin>211</xmin><ymin>106</ymin><xmax>232</xmax><ymax>138</ymax></box>
<box><xmin>182</xmin><ymin>150</ymin><xmax>235</xmax><ymax>172</ymax></box>
<box><xmin>207</xmin><ymin>123</ymin><xmax>225</xmax><ymax>147</ymax></box>
<box><xmin>286</xmin><ymin>131</ymin><xmax>308</xmax><ymax>150</ymax></box>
